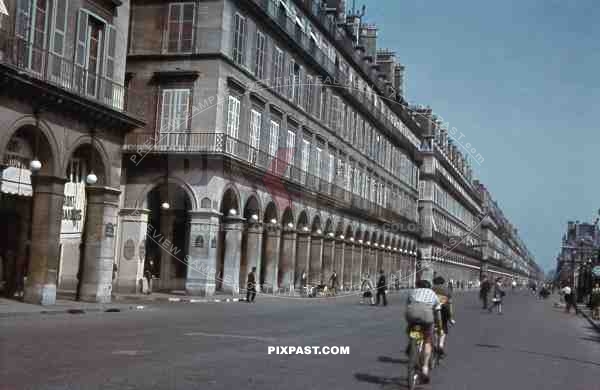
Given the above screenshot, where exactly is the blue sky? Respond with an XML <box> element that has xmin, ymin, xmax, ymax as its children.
<box><xmin>361</xmin><ymin>0</ymin><xmax>600</xmax><ymax>272</ymax></box>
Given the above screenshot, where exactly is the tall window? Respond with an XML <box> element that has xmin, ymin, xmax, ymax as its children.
<box><xmin>160</xmin><ymin>89</ymin><xmax>191</xmax><ymax>133</ymax></box>
<box><xmin>268</xmin><ymin>120</ymin><xmax>280</xmax><ymax>157</ymax></box>
<box><xmin>305</xmin><ymin>75</ymin><xmax>314</xmax><ymax>113</ymax></box>
<box><xmin>248</xmin><ymin>109</ymin><xmax>261</xmax><ymax>163</ymax></box>
<box><xmin>286</xmin><ymin>130</ymin><xmax>296</xmax><ymax>167</ymax></box>
<box><xmin>232</xmin><ymin>13</ymin><xmax>247</xmax><ymax>65</ymax></box>
<box><xmin>273</xmin><ymin>46</ymin><xmax>284</xmax><ymax>94</ymax></box>
<box><xmin>225</xmin><ymin>95</ymin><xmax>241</xmax><ymax>153</ymax></box>
<box><xmin>254</xmin><ymin>31</ymin><xmax>266</xmax><ymax>79</ymax></box>
<box><xmin>327</xmin><ymin>153</ymin><xmax>335</xmax><ymax>183</ymax></box>
<box><xmin>314</xmin><ymin>147</ymin><xmax>322</xmax><ymax>178</ymax></box>
<box><xmin>73</xmin><ymin>10</ymin><xmax>118</xmax><ymax>104</ymax></box>
<box><xmin>301</xmin><ymin>139</ymin><xmax>310</xmax><ymax>184</ymax></box>
<box><xmin>167</xmin><ymin>3</ymin><xmax>195</xmax><ymax>53</ymax></box>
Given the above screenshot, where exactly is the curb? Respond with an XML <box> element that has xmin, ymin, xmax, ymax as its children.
<box><xmin>0</xmin><ymin>305</ymin><xmax>145</xmax><ymax>319</ymax></box>
<box><xmin>578</xmin><ymin>308</ymin><xmax>600</xmax><ymax>333</ymax></box>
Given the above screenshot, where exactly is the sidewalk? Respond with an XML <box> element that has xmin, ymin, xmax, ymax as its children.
<box><xmin>553</xmin><ymin>300</ymin><xmax>600</xmax><ymax>332</ymax></box>
<box><xmin>0</xmin><ymin>297</ymin><xmax>145</xmax><ymax>318</ymax></box>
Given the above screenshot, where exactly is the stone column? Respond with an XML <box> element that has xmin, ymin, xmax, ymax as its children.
<box><xmin>353</xmin><ymin>242</ymin><xmax>363</xmax><ymax>288</ymax></box>
<box><xmin>115</xmin><ymin>208</ymin><xmax>149</xmax><ymax>294</ymax></box>
<box><xmin>334</xmin><ymin>239</ymin><xmax>345</xmax><ymax>288</ymax></box>
<box><xmin>221</xmin><ymin>216</ymin><xmax>244</xmax><ymax>294</ymax></box>
<box><xmin>185</xmin><ymin>210</ymin><xmax>221</xmax><ymax>296</ymax></box>
<box><xmin>295</xmin><ymin>231</ymin><xmax>311</xmax><ymax>289</ymax></box>
<box><xmin>79</xmin><ymin>186</ymin><xmax>121</xmax><ymax>303</ymax></box>
<box><xmin>158</xmin><ymin>210</ymin><xmax>176</xmax><ymax>291</ymax></box>
<box><xmin>243</xmin><ymin>222</ymin><xmax>263</xmax><ymax>291</ymax></box>
<box><xmin>24</xmin><ymin>175</ymin><xmax>66</xmax><ymax>305</ymax></box>
<box><xmin>343</xmin><ymin>241</ymin><xmax>353</xmax><ymax>290</ymax></box>
<box><xmin>279</xmin><ymin>228</ymin><xmax>297</xmax><ymax>293</ymax></box>
<box><xmin>309</xmin><ymin>233</ymin><xmax>323</xmax><ymax>285</ymax></box>
<box><xmin>262</xmin><ymin>224</ymin><xmax>281</xmax><ymax>293</ymax></box>
<box><xmin>322</xmin><ymin>236</ymin><xmax>335</xmax><ymax>284</ymax></box>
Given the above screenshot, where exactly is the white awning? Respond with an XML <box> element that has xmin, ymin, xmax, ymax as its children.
<box><xmin>0</xmin><ymin>0</ymin><xmax>8</xmax><ymax>16</ymax></box>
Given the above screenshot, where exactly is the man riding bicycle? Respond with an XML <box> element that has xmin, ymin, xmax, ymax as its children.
<box><xmin>432</xmin><ymin>276</ymin><xmax>455</xmax><ymax>358</ymax></box>
<box><xmin>405</xmin><ymin>279</ymin><xmax>442</xmax><ymax>383</ymax></box>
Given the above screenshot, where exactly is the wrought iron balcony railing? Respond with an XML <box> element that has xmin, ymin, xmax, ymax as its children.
<box><xmin>0</xmin><ymin>30</ymin><xmax>131</xmax><ymax>114</ymax></box>
<box><xmin>124</xmin><ymin>131</ymin><xmax>417</xmax><ymax>224</ymax></box>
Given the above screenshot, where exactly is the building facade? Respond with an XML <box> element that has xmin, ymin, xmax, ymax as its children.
<box><xmin>120</xmin><ymin>0</ymin><xmax>423</xmax><ymax>296</ymax></box>
<box><xmin>0</xmin><ymin>0</ymin><xmax>144</xmax><ymax>304</ymax></box>
<box><xmin>555</xmin><ymin>220</ymin><xmax>599</xmax><ymax>297</ymax></box>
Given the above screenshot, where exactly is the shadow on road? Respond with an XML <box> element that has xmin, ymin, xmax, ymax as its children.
<box><xmin>580</xmin><ymin>335</ymin><xmax>600</xmax><ymax>343</ymax></box>
<box><xmin>354</xmin><ymin>373</ymin><xmax>408</xmax><ymax>389</ymax></box>
<box><xmin>378</xmin><ymin>356</ymin><xmax>409</xmax><ymax>364</ymax></box>
<box><xmin>474</xmin><ymin>343</ymin><xmax>600</xmax><ymax>367</ymax></box>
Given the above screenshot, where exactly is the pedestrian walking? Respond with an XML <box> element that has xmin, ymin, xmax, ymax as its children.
<box><xmin>488</xmin><ymin>278</ymin><xmax>505</xmax><ymax>314</ymax></box>
<box><xmin>590</xmin><ymin>283</ymin><xmax>600</xmax><ymax>320</ymax></box>
<box><xmin>360</xmin><ymin>273</ymin><xmax>375</xmax><ymax>305</ymax></box>
<box><xmin>562</xmin><ymin>285</ymin><xmax>575</xmax><ymax>314</ymax></box>
<box><xmin>480</xmin><ymin>276</ymin><xmax>491</xmax><ymax>309</ymax></box>
<box><xmin>375</xmin><ymin>269</ymin><xmax>387</xmax><ymax>306</ymax></box>
<box><xmin>246</xmin><ymin>267</ymin><xmax>257</xmax><ymax>303</ymax></box>
<box><xmin>329</xmin><ymin>271</ymin><xmax>338</xmax><ymax>296</ymax></box>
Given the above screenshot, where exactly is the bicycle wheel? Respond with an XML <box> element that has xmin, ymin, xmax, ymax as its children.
<box><xmin>407</xmin><ymin>339</ymin><xmax>419</xmax><ymax>390</ymax></box>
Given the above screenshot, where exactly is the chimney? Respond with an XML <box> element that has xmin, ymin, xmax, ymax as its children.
<box><xmin>359</xmin><ymin>24</ymin><xmax>378</xmax><ymax>61</ymax></box>
<box><xmin>376</xmin><ymin>49</ymin><xmax>396</xmax><ymax>87</ymax></box>
<box><xmin>394</xmin><ymin>64</ymin><xmax>405</xmax><ymax>98</ymax></box>
<box><xmin>325</xmin><ymin>0</ymin><xmax>346</xmax><ymax>21</ymax></box>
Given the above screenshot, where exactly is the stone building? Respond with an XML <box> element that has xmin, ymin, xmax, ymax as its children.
<box><xmin>555</xmin><ymin>220</ymin><xmax>599</xmax><ymax>294</ymax></box>
<box><xmin>119</xmin><ymin>0</ymin><xmax>424</xmax><ymax>296</ymax></box>
<box><xmin>0</xmin><ymin>0</ymin><xmax>144</xmax><ymax>304</ymax></box>
<box><xmin>477</xmin><ymin>183</ymin><xmax>539</xmax><ymax>285</ymax></box>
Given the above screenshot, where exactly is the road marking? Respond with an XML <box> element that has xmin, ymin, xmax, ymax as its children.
<box><xmin>184</xmin><ymin>332</ymin><xmax>275</xmax><ymax>342</ymax></box>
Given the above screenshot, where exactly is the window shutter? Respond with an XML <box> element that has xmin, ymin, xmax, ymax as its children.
<box><xmin>51</xmin><ymin>0</ymin><xmax>68</xmax><ymax>56</ymax></box>
<box><xmin>74</xmin><ymin>10</ymin><xmax>88</xmax><ymax>91</ymax></box>
<box><xmin>182</xmin><ymin>3</ymin><xmax>195</xmax><ymax>52</ymax></box>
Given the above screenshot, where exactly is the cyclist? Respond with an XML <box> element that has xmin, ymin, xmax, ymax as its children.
<box><xmin>405</xmin><ymin>279</ymin><xmax>442</xmax><ymax>383</ymax></box>
<box><xmin>432</xmin><ymin>276</ymin><xmax>455</xmax><ymax>358</ymax></box>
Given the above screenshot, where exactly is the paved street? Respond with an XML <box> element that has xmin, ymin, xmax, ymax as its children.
<box><xmin>1</xmin><ymin>291</ymin><xmax>599</xmax><ymax>390</ymax></box>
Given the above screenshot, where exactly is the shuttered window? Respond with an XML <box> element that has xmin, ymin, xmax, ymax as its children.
<box><xmin>167</xmin><ymin>2</ymin><xmax>195</xmax><ymax>53</ymax></box>
<box><xmin>254</xmin><ymin>30</ymin><xmax>266</xmax><ymax>79</ymax></box>
<box><xmin>232</xmin><ymin>12</ymin><xmax>247</xmax><ymax>65</ymax></box>
<box><xmin>161</xmin><ymin>89</ymin><xmax>191</xmax><ymax>133</ymax></box>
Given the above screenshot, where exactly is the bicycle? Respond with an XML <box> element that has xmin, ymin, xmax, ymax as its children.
<box><xmin>407</xmin><ymin>323</ymin><xmax>440</xmax><ymax>390</ymax></box>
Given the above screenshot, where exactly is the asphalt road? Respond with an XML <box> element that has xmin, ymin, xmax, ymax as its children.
<box><xmin>1</xmin><ymin>290</ymin><xmax>599</xmax><ymax>390</ymax></box>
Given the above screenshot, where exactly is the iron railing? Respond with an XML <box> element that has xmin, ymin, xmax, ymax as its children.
<box><xmin>0</xmin><ymin>30</ymin><xmax>131</xmax><ymax>114</ymax></box>
<box><xmin>124</xmin><ymin>131</ymin><xmax>417</xmax><ymax>223</ymax></box>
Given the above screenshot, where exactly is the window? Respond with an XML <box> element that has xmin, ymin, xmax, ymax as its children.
<box><xmin>73</xmin><ymin>10</ymin><xmax>119</xmax><ymax>105</ymax></box>
<box><xmin>272</xmin><ymin>46</ymin><xmax>284</xmax><ymax>94</ymax></box>
<box><xmin>268</xmin><ymin>120</ymin><xmax>280</xmax><ymax>157</ymax></box>
<box><xmin>286</xmin><ymin>130</ymin><xmax>296</xmax><ymax>167</ymax></box>
<box><xmin>301</xmin><ymin>139</ymin><xmax>310</xmax><ymax>184</ymax></box>
<box><xmin>305</xmin><ymin>75</ymin><xmax>314</xmax><ymax>113</ymax></box>
<box><xmin>225</xmin><ymin>95</ymin><xmax>241</xmax><ymax>153</ymax></box>
<box><xmin>160</xmin><ymin>89</ymin><xmax>191</xmax><ymax>133</ymax></box>
<box><xmin>16</xmin><ymin>0</ymin><xmax>49</xmax><ymax>74</ymax></box>
<box><xmin>254</xmin><ymin>31</ymin><xmax>266</xmax><ymax>79</ymax></box>
<box><xmin>232</xmin><ymin>12</ymin><xmax>247</xmax><ymax>65</ymax></box>
<box><xmin>167</xmin><ymin>2</ymin><xmax>195</xmax><ymax>53</ymax></box>
<box><xmin>249</xmin><ymin>109</ymin><xmax>262</xmax><ymax>156</ymax></box>
<box><xmin>344</xmin><ymin>163</ymin><xmax>351</xmax><ymax>192</ymax></box>
<box><xmin>314</xmin><ymin>146</ymin><xmax>322</xmax><ymax>178</ymax></box>
<box><xmin>327</xmin><ymin>153</ymin><xmax>335</xmax><ymax>183</ymax></box>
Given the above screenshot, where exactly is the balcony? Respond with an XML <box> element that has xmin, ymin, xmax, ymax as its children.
<box><xmin>0</xmin><ymin>30</ymin><xmax>144</xmax><ymax>129</ymax></box>
<box><xmin>124</xmin><ymin>132</ymin><xmax>417</xmax><ymax>224</ymax></box>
